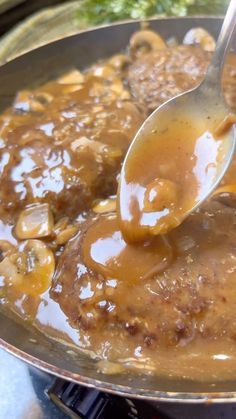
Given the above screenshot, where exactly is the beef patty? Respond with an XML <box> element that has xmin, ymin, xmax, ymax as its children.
<box><xmin>0</xmin><ymin>68</ymin><xmax>143</xmax><ymax>222</ymax></box>
<box><xmin>51</xmin><ymin>199</ymin><xmax>236</xmax><ymax>354</ymax></box>
<box><xmin>128</xmin><ymin>45</ymin><xmax>236</xmax><ymax>114</ymax></box>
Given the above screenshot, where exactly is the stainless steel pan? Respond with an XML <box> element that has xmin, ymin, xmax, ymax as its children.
<box><xmin>1</xmin><ymin>16</ymin><xmax>236</xmax><ymax>403</ymax></box>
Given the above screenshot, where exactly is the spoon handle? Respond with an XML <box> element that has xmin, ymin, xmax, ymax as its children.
<box><xmin>203</xmin><ymin>0</ymin><xmax>236</xmax><ymax>92</ymax></box>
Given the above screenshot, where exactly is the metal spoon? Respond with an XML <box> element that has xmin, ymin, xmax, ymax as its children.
<box><xmin>118</xmin><ymin>0</ymin><xmax>236</xmax><ymax>242</ymax></box>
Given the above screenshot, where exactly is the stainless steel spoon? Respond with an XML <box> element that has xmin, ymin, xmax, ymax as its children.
<box><xmin>118</xmin><ymin>0</ymin><xmax>236</xmax><ymax>242</ymax></box>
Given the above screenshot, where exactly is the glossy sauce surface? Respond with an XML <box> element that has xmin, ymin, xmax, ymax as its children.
<box><xmin>83</xmin><ymin>214</ymin><xmax>172</xmax><ymax>281</ymax></box>
<box><xmin>0</xmin><ymin>66</ymin><xmax>142</xmax><ymax>222</ymax></box>
<box><xmin>51</xmin><ymin>201</ymin><xmax>236</xmax><ymax>380</ymax></box>
<box><xmin>2</xmin><ymin>30</ymin><xmax>236</xmax><ymax>382</ymax></box>
<box><xmin>118</xmin><ymin>107</ymin><xmax>234</xmax><ymax>242</ymax></box>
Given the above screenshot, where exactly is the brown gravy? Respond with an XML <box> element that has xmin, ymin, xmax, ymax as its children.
<box><xmin>83</xmin><ymin>214</ymin><xmax>172</xmax><ymax>281</ymax></box>
<box><xmin>1</xmin><ymin>29</ymin><xmax>236</xmax><ymax>382</ymax></box>
<box><xmin>118</xmin><ymin>108</ymin><xmax>234</xmax><ymax>242</ymax></box>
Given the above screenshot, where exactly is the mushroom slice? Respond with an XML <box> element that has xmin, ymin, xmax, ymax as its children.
<box><xmin>109</xmin><ymin>54</ymin><xmax>131</xmax><ymax>71</ymax></box>
<box><xmin>0</xmin><ymin>240</ymin><xmax>16</xmax><ymax>261</ymax></box>
<box><xmin>93</xmin><ymin>198</ymin><xmax>116</xmax><ymax>214</ymax></box>
<box><xmin>57</xmin><ymin>69</ymin><xmax>84</xmax><ymax>84</ymax></box>
<box><xmin>0</xmin><ymin>241</ymin><xmax>21</xmax><ymax>288</ymax></box>
<box><xmin>56</xmin><ymin>225</ymin><xmax>78</xmax><ymax>245</ymax></box>
<box><xmin>53</xmin><ymin>217</ymin><xmax>78</xmax><ymax>245</ymax></box>
<box><xmin>14</xmin><ymin>90</ymin><xmax>45</xmax><ymax>113</ymax></box>
<box><xmin>91</xmin><ymin>64</ymin><xmax>116</xmax><ymax>79</ymax></box>
<box><xmin>183</xmin><ymin>28</ymin><xmax>216</xmax><ymax>52</ymax></box>
<box><xmin>53</xmin><ymin>217</ymin><xmax>69</xmax><ymax>235</ymax></box>
<box><xmin>0</xmin><ymin>240</ymin><xmax>55</xmax><ymax>296</ymax></box>
<box><xmin>34</xmin><ymin>91</ymin><xmax>53</xmax><ymax>105</ymax></box>
<box><xmin>130</xmin><ymin>30</ymin><xmax>166</xmax><ymax>58</ymax></box>
<box><xmin>15</xmin><ymin>203</ymin><xmax>54</xmax><ymax>240</ymax></box>
<box><xmin>22</xmin><ymin>240</ymin><xmax>55</xmax><ymax>295</ymax></box>
<box><xmin>0</xmin><ymin>257</ymin><xmax>22</xmax><ymax>288</ymax></box>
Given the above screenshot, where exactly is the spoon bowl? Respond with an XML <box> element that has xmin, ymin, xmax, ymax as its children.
<box><xmin>118</xmin><ymin>0</ymin><xmax>236</xmax><ymax>242</ymax></box>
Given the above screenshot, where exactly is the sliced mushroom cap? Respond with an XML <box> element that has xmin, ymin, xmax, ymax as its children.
<box><xmin>0</xmin><ymin>239</ymin><xmax>55</xmax><ymax>296</ymax></box>
<box><xmin>53</xmin><ymin>217</ymin><xmax>69</xmax><ymax>235</ymax></box>
<box><xmin>14</xmin><ymin>90</ymin><xmax>46</xmax><ymax>113</ymax></box>
<box><xmin>23</xmin><ymin>239</ymin><xmax>55</xmax><ymax>295</ymax></box>
<box><xmin>0</xmin><ymin>240</ymin><xmax>16</xmax><ymax>261</ymax></box>
<box><xmin>92</xmin><ymin>197</ymin><xmax>116</xmax><ymax>214</ymax></box>
<box><xmin>56</xmin><ymin>225</ymin><xmax>78</xmax><ymax>245</ymax></box>
<box><xmin>183</xmin><ymin>28</ymin><xmax>216</xmax><ymax>52</ymax></box>
<box><xmin>0</xmin><ymin>241</ymin><xmax>21</xmax><ymax>289</ymax></box>
<box><xmin>15</xmin><ymin>203</ymin><xmax>54</xmax><ymax>240</ymax></box>
<box><xmin>130</xmin><ymin>30</ymin><xmax>166</xmax><ymax>58</ymax></box>
<box><xmin>0</xmin><ymin>255</ymin><xmax>24</xmax><ymax>287</ymax></box>
<box><xmin>53</xmin><ymin>217</ymin><xmax>78</xmax><ymax>245</ymax></box>
<box><xmin>91</xmin><ymin>64</ymin><xmax>116</xmax><ymax>79</ymax></box>
<box><xmin>57</xmin><ymin>69</ymin><xmax>84</xmax><ymax>84</ymax></box>
<box><xmin>109</xmin><ymin>54</ymin><xmax>131</xmax><ymax>71</ymax></box>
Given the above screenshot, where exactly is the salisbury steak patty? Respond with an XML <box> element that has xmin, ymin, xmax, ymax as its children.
<box><xmin>0</xmin><ymin>68</ymin><xmax>143</xmax><ymax>222</ymax></box>
<box><xmin>128</xmin><ymin>45</ymin><xmax>236</xmax><ymax>113</ymax></box>
<box><xmin>51</xmin><ymin>200</ymin><xmax>236</xmax><ymax>351</ymax></box>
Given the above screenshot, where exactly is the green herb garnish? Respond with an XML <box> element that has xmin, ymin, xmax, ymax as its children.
<box><xmin>77</xmin><ymin>0</ymin><xmax>229</xmax><ymax>26</ymax></box>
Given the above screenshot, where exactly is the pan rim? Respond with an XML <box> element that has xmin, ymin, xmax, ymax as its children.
<box><xmin>2</xmin><ymin>337</ymin><xmax>236</xmax><ymax>403</ymax></box>
<box><xmin>0</xmin><ymin>14</ymin><xmax>224</xmax><ymax>64</ymax></box>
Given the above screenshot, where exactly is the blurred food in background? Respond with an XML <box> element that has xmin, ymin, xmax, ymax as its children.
<box><xmin>0</xmin><ymin>0</ymin><xmax>229</xmax><ymax>62</ymax></box>
<box><xmin>78</xmin><ymin>0</ymin><xmax>229</xmax><ymax>25</ymax></box>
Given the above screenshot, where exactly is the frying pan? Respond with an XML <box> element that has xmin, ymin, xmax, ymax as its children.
<box><xmin>1</xmin><ymin>16</ymin><xmax>236</xmax><ymax>403</ymax></box>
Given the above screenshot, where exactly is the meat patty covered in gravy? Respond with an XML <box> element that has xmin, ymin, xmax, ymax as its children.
<box><xmin>0</xmin><ymin>67</ymin><xmax>143</xmax><ymax>221</ymax></box>
<box><xmin>51</xmin><ymin>200</ymin><xmax>236</xmax><ymax>349</ymax></box>
<box><xmin>1</xmin><ymin>27</ymin><xmax>236</xmax><ymax>381</ymax></box>
<box><xmin>128</xmin><ymin>45</ymin><xmax>236</xmax><ymax>114</ymax></box>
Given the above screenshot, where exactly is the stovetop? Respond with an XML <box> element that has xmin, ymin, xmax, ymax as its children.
<box><xmin>1</xmin><ymin>349</ymin><xmax>236</xmax><ymax>419</ymax></box>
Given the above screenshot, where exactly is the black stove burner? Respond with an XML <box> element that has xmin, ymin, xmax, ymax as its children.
<box><xmin>48</xmin><ymin>378</ymin><xmax>168</xmax><ymax>419</ymax></box>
